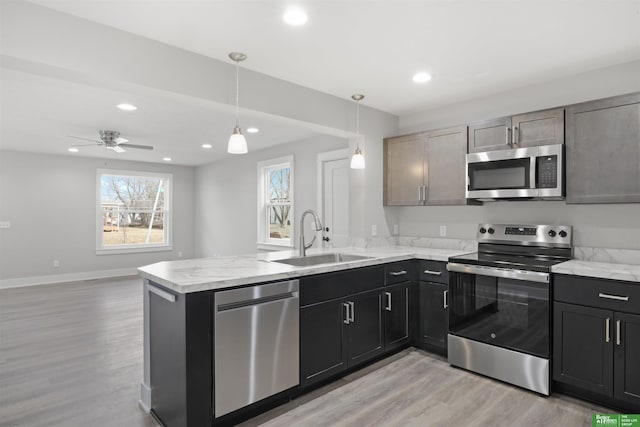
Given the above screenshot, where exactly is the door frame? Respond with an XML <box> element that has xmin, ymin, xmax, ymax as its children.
<box><xmin>316</xmin><ymin>148</ymin><xmax>350</xmax><ymax>225</ymax></box>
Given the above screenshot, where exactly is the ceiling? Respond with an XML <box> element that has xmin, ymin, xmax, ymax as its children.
<box><xmin>2</xmin><ymin>0</ymin><xmax>639</xmax><ymax>165</ymax></box>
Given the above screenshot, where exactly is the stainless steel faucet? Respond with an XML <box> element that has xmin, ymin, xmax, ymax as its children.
<box><xmin>299</xmin><ymin>209</ymin><xmax>323</xmax><ymax>257</ymax></box>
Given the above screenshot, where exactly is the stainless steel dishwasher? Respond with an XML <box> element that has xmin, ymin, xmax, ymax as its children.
<box><xmin>214</xmin><ymin>279</ymin><xmax>299</xmax><ymax>418</ymax></box>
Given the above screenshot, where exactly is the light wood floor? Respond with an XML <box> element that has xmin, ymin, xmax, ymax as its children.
<box><xmin>1</xmin><ymin>277</ymin><xmax>613</xmax><ymax>427</ymax></box>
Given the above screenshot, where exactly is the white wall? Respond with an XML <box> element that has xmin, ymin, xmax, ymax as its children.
<box><xmin>391</xmin><ymin>60</ymin><xmax>640</xmax><ymax>249</ymax></box>
<box><xmin>0</xmin><ymin>151</ymin><xmax>195</xmax><ymax>283</ymax></box>
<box><xmin>195</xmin><ymin>135</ymin><xmax>347</xmax><ymax>257</ymax></box>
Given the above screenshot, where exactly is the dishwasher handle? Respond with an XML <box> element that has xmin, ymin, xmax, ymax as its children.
<box><xmin>217</xmin><ymin>292</ymin><xmax>298</xmax><ymax>312</ymax></box>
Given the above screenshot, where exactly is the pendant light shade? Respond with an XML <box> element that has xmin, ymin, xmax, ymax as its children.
<box><xmin>350</xmin><ymin>94</ymin><xmax>365</xmax><ymax>169</ymax></box>
<box><xmin>228</xmin><ymin>52</ymin><xmax>248</xmax><ymax>154</ymax></box>
<box><xmin>228</xmin><ymin>126</ymin><xmax>247</xmax><ymax>154</ymax></box>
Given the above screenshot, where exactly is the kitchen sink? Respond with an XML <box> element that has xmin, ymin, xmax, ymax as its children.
<box><xmin>271</xmin><ymin>253</ymin><xmax>372</xmax><ymax>267</ymax></box>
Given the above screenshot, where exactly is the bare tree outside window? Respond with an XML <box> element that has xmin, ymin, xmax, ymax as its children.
<box><xmin>268</xmin><ymin>167</ymin><xmax>291</xmax><ymax>239</ymax></box>
<box><xmin>99</xmin><ymin>172</ymin><xmax>169</xmax><ymax>247</ymax></box>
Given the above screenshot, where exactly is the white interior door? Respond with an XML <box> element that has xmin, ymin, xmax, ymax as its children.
<box><xmin>322</xmin><ymin>158</ymin><xmax>350</xmax><ymax>248</ymax></box>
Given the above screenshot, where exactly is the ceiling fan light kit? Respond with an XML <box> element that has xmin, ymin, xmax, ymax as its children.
<box><xmin>227</xmin><ymin>52</ymin><xmax>248</xmax><ymax>154</ymax></box>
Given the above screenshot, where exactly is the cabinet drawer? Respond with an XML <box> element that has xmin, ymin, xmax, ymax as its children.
<box><xmin>419</xmin><ymin>260</ymin><xmax>448</xmax><ymax>284</ymax></box>
<box><xmin>554</xmin><ymin>274</ymin><xmax>640</xmax><ymax>315</ymax></box>
<box><xmin>300</xmin><ymin>266</ymin><xmax>384</xmax><ymax>306</ymax></box>
<box><xmin>385</xmin><ymin>261</ymin><xmax>414</xmax><ymax>285</ymax></box>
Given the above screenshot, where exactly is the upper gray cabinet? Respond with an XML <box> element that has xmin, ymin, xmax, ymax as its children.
<box><xmin>566</xmin><ymin>93</ymin><xmax>640</xmax><ymax>204</ymax></box>
<box><xmin>384</xmin><ymin>125</ymin><xmax>469</xmax><ymax>206</ymax></box>
<box><xmin>468</xmin><ymin>107</ymin><xmax>565</xmax><ymax>153</ymax></box>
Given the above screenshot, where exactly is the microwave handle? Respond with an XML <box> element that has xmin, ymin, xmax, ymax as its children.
<box><xmin>530</xmin><ymin>155</ymin><xmax>536</xmax><ymax>189</ymax></box>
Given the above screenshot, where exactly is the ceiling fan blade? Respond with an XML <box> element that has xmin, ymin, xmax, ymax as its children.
<box><xmin>108</xmin><ymin>146</ymin><xmax>127</xmax><ymax>153</ymax></box>
<box><xmin>68</xmin><ymin>135</ymin><xmax>101</xmax><ymax>143</ymax></box>
<box><xmin>71</xmin><ymin>143</ymin><xmax>102</xmax><ymax>147</ymax></box>
<box><xmin>119</xmin><ymin>143</ymin><xmax>154</xmax><ymax>150</ymax></box>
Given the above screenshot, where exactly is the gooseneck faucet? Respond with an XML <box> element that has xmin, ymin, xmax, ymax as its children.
<box><xmin>299</xmin><ymin>209</ymin><xmax>323</xmax><ymax>257</ymax></box>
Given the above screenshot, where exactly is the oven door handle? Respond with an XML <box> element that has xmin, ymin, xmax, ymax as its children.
<box><xmin>446</xmin><ymin>262</ymin><xmax>550</xmax><ymax>284</ymax></box>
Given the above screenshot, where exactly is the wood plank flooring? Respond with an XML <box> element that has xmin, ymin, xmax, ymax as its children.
<box><xmin>1</xmin><ymin>277</ymin><xmax>614</xmax><ymax>427</ymax></box>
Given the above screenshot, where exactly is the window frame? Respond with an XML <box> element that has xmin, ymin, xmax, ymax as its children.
<box><xmin>257</xmin><ymin>156</ymin><xmax>294</xmax><ymax>250</ymax></box>
<box><xmin>96</xmin><ymin>168</ymin><xmax>173</xmax><ymax>255</ymax></box>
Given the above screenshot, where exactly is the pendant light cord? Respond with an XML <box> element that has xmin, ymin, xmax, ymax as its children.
<box><xmin>235</xmin><ymin>61</ymin><xmax>240</xmax><ymax>127</ymax></box>
<box><xmin>355</xmin><ymin>100</ymin><xmax>360</xmax><ymax>149</ymax></box>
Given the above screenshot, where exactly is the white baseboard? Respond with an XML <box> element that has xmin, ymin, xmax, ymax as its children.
<box><xmin>139</xmin><ymin>382</ymin><xmax>152</xmax><ymax>413</ymax></box>
<box><xmin>0</xmin><ymin>267</ymin><xmax>139</xmax><ymax>289</ymax></box>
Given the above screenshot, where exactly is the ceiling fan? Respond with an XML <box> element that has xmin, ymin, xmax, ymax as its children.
<box><xmin>68</xmin><ymin>130</ymin><xmax>154</xmax><ymax>153</ymax></box>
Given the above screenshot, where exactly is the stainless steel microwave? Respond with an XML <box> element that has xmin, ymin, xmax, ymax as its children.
<box><xmin>466</xmin><ymin>144</ymin><xmax>564</xmax><ymax>201</ymax></box>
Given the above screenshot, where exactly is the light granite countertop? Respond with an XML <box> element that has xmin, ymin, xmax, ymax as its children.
<box><xmin>552</xmin><ymin>260</ymin><xmax>640</xmax><ymax>283</ymax></box>
<box><xmin>138</xmin><ymin>246</ymin><xmax>472</xmax><ymax>294</ymax></box>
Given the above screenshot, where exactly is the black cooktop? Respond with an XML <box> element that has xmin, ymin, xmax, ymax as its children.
<box><xmin>448</xmin><ymin>251</ymin><xmax>569</xmax><ymax>273</ymax></box>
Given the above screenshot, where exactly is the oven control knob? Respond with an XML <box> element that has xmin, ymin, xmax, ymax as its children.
<box><xmin>479</xmin><ymin>227</ymin><xmax>487</xmax><ymax>234</ymax></box>
<box><xmin>559</xmin><ymin>230</ymin><xmax>567</xmax><ymax>238</ymax></box>
<box><xmin>548</xmin><ymin>230</ymin><xmax>557</xmax><ymax>237</ymax></box>
<box><xmin>487</xmin><ymin>228</ymin><xmax>495</xmax><ymax>234</ymax></box>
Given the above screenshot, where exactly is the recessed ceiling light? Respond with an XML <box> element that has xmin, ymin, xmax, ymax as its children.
<box><xmin>68</xmin><ymin>147</ymin><xmax>79</xmax><ymax>153</ymax></box>
<box><xmin>117</xmin><ymin>103</ymin><xmax>137</xmax><ymax>111</ymax></box>
<box><xmin>246</xmin><ymin>127</ymin><xmax>259</xmax><ymax>134</ymax></box>
<box><xmin>201</xmin><ymin>143</ymin><xmax>213</xmax><ymax>149</ymax></box>
<box><xmin>412</xmin><ymin>72</ymin><xmax>432</xmax><ymax>83</ymax></box>
<box><xmin>283</xmin><ymin>7</ymin><xmax>308</xmax><ymax>26</ymax></box>
<box><xmin>163</xmin><ymin>157</ymin><xmax>172</xmax><ymax>162</ymax></box>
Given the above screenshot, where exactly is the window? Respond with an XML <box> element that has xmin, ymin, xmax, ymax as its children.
<box><xmin>257</xmin><ymin>156</ymin><xmax>294</xmax><ymax>249</ymax></box>
<box><xmin>97</xmin><ymin>169</ymin><xmax>172</xmax><ymax>254</ymax></box>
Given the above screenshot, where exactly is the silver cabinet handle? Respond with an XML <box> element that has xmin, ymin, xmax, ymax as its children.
<box><xmin>349</xmin><ymin>301</ymin><xmax>355</xmax><ymax>323</ymax></box>
<box><xmin>423</xmin><ymin>270</ymin><xmax>442</xmax><ymax>275</ymax></box>
<box><xmin>616</xmin><ymin>320</ymin><xmax>621</xmax><ymax>346</ymax></box>
<box><xmin>605</xmin><ymin>317</ymin><xmax>610</xmax><ymax>343</ymax></box>
<box><xmin>385</xmin><ymin>292</ymin><xmax>392</xmax><ymax>311</ymax></box>
<box><xmin>148</xmin><ymin>284</ymin><xmax>176</xmax><ymax>302</ymax></box>
<box><xmin>418</xmin><ymin>186</ymin><xmax>422</xmax><ymax>202</ymax></box>
<box><xmin>443</xmin><ymin>290</ymin><xmax>448</xmax><ymax>309</ymax></box>
<box><xmin>598</xmin><ymin>293</ymin><xmax>629</xmax><ymax>302</ymax></box>
<box><xmin>505</xmin><ymin>126</ymin><xmax>511</xmax><ymax>147</ymax></box>
<box><xmin>512</xmin><ymin>126</ymin><xmax>519</xmax><ymax>146</ymax></box>
<box><xmin>389</xmin><ymin>270</ymin><xmax>407</xmax><ymax>276</ymax></box>
<box><xmin>343</xmin><ymin>302</ymin><xmax>350</xmax><ymax>324</ymax></box>
<box><xmin>424</xmin><ymin>185</ymin><xmax>428</xmax><ymax>202</ymax></box>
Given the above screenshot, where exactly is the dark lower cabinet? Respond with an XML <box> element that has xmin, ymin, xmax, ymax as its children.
<box><xmin>346</xmin><ymin>289</ymin><xmax>385</xmax><ymax>366</ymax></box>
<box><xmin>384</xmin><ymin>282</ymin><xmax>410</xmax><ymax>351</ymax></box>
<box><xmin>615</xmin><ymin>312</ymin><xmax>640</xmax><ymax>405</ymax></box>
<box><xmin>300</xmin><ymin>299</ymin><xmax>347</xmax><ymax>387</ymax></box>
<box><xmin>418</xmin><ymin>281</ymin><xmax>448</xmax><ymax>354</ymax></box>
<box><xmin>300</xmin><ymin>289</ymin><xmax>384</xmax><ymax>388</ymax></box>
<box><xmin>553</xmin><ymin>274</ymin><xmax>640</xmax><ymax>411</ymax></box>
<box><xmin>553</xmin><ymin>302</ymin><xmax>613</xmax><ymax>396</ymax></box>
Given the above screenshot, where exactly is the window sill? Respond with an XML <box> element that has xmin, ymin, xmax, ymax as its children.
<box><xmin>96</xmin><ymin>245</ymin><xmax>173</xmax><ymax>255</ymax></box>
<box><xmin>257</xmin><ymin>242</ymin><xmax>294</xmax><ymax>252</ymax></box>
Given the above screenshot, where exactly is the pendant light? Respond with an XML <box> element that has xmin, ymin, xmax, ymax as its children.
<box><xmin>350</xmin><ymin>94</ymin><xmax>365</xmax><ymax>169</ymax></box>
<box><xmin>228</xmin><ymin>52</ymin><xmax>248</xmax><ymax>154</ymax></box>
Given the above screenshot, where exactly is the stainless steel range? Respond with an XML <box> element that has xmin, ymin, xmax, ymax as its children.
<box><xmin>446</xmin><ymin>223</ymin><xmax>572</xmax><ymax>395</ymax></box>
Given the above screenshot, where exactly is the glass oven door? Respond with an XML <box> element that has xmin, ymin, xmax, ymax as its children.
<box><xmin>448</xmin><ymin>267</ymin><xmax>550</xmax><ymax>358</ymax></box>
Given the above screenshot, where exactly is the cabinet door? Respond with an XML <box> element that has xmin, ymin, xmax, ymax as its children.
<box><xmin>419</xmin><ymin>281</ymin><xmax>448</xmax><ymax>353</ymax></box>
<box><xmin>553</xmin><ymin>302</ymin><xmax>614</xmax><ymax>396</ymax></box>
<box><xmin>300</xmin><ymin>300</ymin><xmax>347</xmax><ymax>388</ymax></box>
<box><xmin>425</xmin><ymin>126</ymin><xmax>468</xmax><ymax>205</ymax></box>
<box><xmin>383</xmin><ymin>134</ymin><xmax>425</xmax><ymax>206</ymax></box>
<box><xmin>346</xmin><ymin>290</ymin><xmax>384</xmax><ymax>367</ymax></box>
<box><xmin>468</xmin><ymin>117</ymin><xmax>511</xmax><ymax>153</ymax></box>
<box><xmin>384</xmin><ymin>282</ymin><xmax>410</xmax><ymax>351</ymax></box>
<box><xmin>566</xmin><ymin>93</ymin><xmax>640</xmax><ymax>204</ymax></box>
<box><xmin>511</xmin><ymin>107</ymin><xmax>564</xmax><ymax>148</ymax></box>
<box><xmin>614</xmin><ymin>312</ymin><xmax>640</xmax><ymax>406</ymax></box>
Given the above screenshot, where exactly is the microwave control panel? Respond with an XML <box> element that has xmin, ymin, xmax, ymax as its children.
<box><xmin>536</xmin><ymin>155</ymin><xmax>557</xmax><ymax>189</ymax></box>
